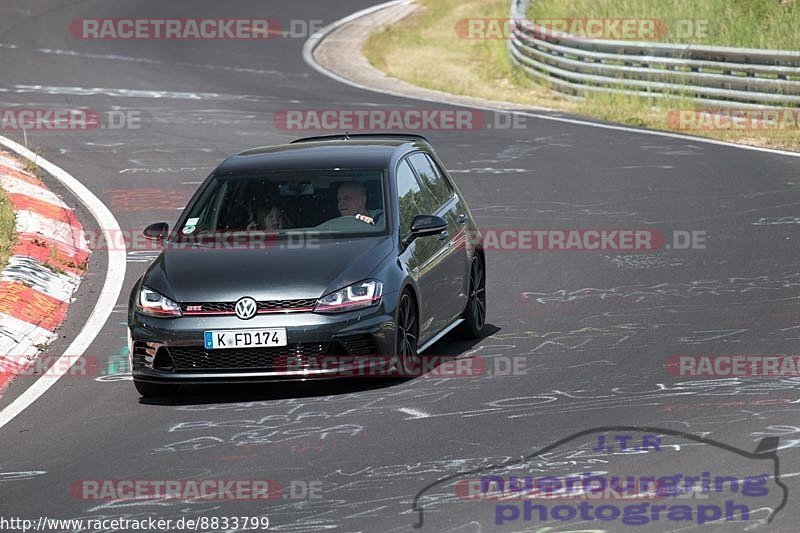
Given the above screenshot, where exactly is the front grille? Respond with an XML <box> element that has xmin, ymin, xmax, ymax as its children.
<box><xmin>189</xmin><ymin>302</ymin><xmax>234</xmax><ymax>313</ymax></box>
<box><xmin>181</xmin><ymin>299</ymin><xmax>317</xmax><ymax>315</ymax></box>
<box><xmin>164</xmin><ymin>343</ymin><xmax>328</xmax><ymax>372</ymax></box>
<box><xmin>259</xmin><ymin>299</ymin><xmax>316</xmax><ymax>311</ymax></box>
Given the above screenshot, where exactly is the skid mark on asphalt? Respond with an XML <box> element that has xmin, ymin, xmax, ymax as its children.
<box><xmin>486</xmin><ymin>324</ymin><xmax>667</xmax><ymax>353</ymax></box>
<box><xmin>145</xmin><ymin>378</ymin><xmax>800</xmax><ymax>460</ymax></box>
<box><xmin>30</xmin><ymin>46</ymin><xmax>309</xmax><ymax>78</ymax></box>
<box><xmin>677</xmin><ymin>329</ymin><xmax>748</xmax><ymax>343</ymax></box>
<box><xmin>127</xmin><ymin>250</ymin><xmax>161</xmax><ymax>263</ymax></box>
<box><xmin>153</xmin><ymin>384</ymin><xmax>478</xmax><ymax>455</ymax></box>
<box><xmin>0</xmin><ymin>470</ymin><xmax>46</xmax><ymax>482</ymax></box>
<box><xmin>604</xmin><ymin>253</ymin><xmax>689</xmax><ymax>270</ymax></box>
<box><xmin>448</xmin><ymin>168</ymin><xmax>528</xmax><ymax>174</ymax></box>
<box><xmin>469</xmin><ymin>201</ymin><xmax>643</xmax><ymax>219</ymax></box>
<box><xmin>640</xmin><ymin>144</ymin><xmax>703</xmax><ymax>156</ymax></box>
<box><xmin>521</xmin><ymin>273</ymin><xmax>800</xmax><ymax>306</ymax></box>
<box><xmin>397</xmin><ymin>407</ymin><xmax>430</xmax><ymax>419</ymax></box>
<box><xmin>1</xmin><ymin>85</ymin><xmax>264</xmax><ymax>102</ymax></box>
<box><xmin>753</xmin><ymin>216</ymin><xmax>800</xmax><ymax>225</ymax></box>
<box><xmin>118</xmin><ymin>167</ymin><xmax>209</xmax><ymax>175</ymax></box>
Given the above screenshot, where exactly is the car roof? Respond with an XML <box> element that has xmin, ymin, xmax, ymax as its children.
<box><xmin>290</xmin><ymin>133</ymin><xmax>432</xmax><ymax>145</ymax></box>
<box><xmin>214</xmin><ymin>137</ymin><xmax>432</xmax><ymax>175</ymax></box>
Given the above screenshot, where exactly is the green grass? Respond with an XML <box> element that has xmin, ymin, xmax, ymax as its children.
<box><xmin>0</xmin><ymin>186</ymin><xmax>17</xmax><ymax>273</ymax></box>
<box><xmin>363</xmin><ymin>0</ymin><xmax>800</xmax><ymax>152</ymax></box>
<box><xmin>528</xmin><ymin>0</ymin><xmax>800</xmax><ymax>50</ymax></box>
<box><xmin>364</xmin><ymin>0</ymin><xmax>564</xmax><ymax>106</ymax></box>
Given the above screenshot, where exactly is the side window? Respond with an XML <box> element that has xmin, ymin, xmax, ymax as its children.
<box><xmin>408</xmin><ymin>152</ymin><xmax>453</xmax><ymax>210</ymax></box>
<box><xmin>425</xmin><ymin>154</ymin><xmax>457</xmax><ymax>198</ymax></box>
<box><xmin>396</xmin><ymin>159</ymin><xmax>430</xmax><ymax>238</ymax></box>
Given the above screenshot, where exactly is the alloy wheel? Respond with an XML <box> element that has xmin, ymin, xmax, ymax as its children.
<box><xmin>397</xmin><ymin>292</ymin><xmax>419</xmax><ymax>374</ymax></box>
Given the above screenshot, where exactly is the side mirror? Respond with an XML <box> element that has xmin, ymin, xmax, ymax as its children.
<box><xmin>143</xmin><ymin>222</ymin><xmax>169</xmax><ymax>242</ymax></box>
<box><xmin>404</xmin><ymin>215</ymin><xmax>448</xmax><ymax>245</ymax></box>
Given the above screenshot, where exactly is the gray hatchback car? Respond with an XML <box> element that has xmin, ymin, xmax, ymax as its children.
<box><xmin>128</xmin><ymin>134</ymin><xmax>486</xmax><ymax>396</ymax></box>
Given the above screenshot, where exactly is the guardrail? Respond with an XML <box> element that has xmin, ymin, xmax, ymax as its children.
<box><xmin>509</xmin><ymin>0</ymin><xmax>800</xmax><ymax>108</ymax></box>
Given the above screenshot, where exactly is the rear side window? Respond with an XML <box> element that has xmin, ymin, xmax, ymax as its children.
<box><xmin>396</xmin><ymin>159</ymin><xmax>432</xmax><ymax>237</ymax></box>
<box><xmin>408</xmin><ymin>152</ymin><xmax>453</xmax><ymax>210</ymax></box>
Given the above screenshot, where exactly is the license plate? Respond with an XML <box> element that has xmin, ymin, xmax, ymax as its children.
<box><xmin>204</xmin><ymin>328</ymin><xmax>287</xmax><ymax>350</ymax></box>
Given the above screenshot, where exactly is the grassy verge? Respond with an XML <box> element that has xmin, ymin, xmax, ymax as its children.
<box><xmin>363</xmin><ymin>0</ymin><xmax>800</xmax><ymax>152</ymax></box>
<box><xmin>528</xmin><ymin>0</ymin><xmax>800</xmax><ymax>50</ymax></box>
<box><xmin>0</xmin><ymin>185</ymin><xmax>16</xmax><ymax>274</ymax></box>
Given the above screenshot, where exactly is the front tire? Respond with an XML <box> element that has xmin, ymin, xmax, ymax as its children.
<box><xmin>396</xmin><ymin>290</ymin><xmax>420</xmax><ymax>376</ymax></box>
<box><xmin>459</xmin><ymin>254</ymin><xmax>486</xmax><ymax>338</ymax></box>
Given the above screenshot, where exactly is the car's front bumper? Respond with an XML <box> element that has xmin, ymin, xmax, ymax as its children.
<box><xmin>129</xmin><ymin>293</ymin><xmax>398</xmax><ymax>384</ymax></box>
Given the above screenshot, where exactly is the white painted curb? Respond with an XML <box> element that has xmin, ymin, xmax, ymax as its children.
<box><xmin>0</xmin><ymin>136</ymin><xmax>126</xmax><ymax>430</ymax></box>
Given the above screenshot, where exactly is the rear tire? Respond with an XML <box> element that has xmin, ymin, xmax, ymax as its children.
<box><xmin>459</xmin><ymin>254</ymin><xmax>486</xmax><ymax>339</ymax></box>
<box><xmin>134</xmin><ymin>380</ymin><xmax>177</xmax><ymax>398</ymax></box>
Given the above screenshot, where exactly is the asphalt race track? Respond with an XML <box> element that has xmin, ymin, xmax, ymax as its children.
<box><xmin>1</xmin><ymin>1</ymin><xmax>800</xmax><ymax>532</ymax></box>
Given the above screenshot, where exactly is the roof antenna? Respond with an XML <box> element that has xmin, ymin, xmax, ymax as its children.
<box><xmin>344</xmin><ymin>131</ymin><xmax>350</xmax><ymax>141</ymax></box>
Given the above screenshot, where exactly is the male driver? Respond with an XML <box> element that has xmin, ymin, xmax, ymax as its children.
<box><xmin>337</xmin><ymin>181</ymin><xmax>381</xmax><ymax>224</ymax></box>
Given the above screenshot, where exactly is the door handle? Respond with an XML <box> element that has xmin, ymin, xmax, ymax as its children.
<box><xmin>457</xmin><ymin>213</ymin><xmax>468</xmax><ymax>224</ymax></box>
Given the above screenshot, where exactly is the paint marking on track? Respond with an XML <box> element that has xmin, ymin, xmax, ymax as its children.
<box><xmin>398</xmin><ymin>407</ymin><xmax>431</xmax><ymax>419</ymax></box>
<box><xmin>0</xmin><ymin>135</ymin><xmax>126</xmax><ymax>430</ymax></box>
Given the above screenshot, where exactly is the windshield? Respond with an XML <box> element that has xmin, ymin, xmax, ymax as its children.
<box><xmin>174</xmin><ymin>169</ymin><xmax>388</xmax><ymax>242</ymax></box>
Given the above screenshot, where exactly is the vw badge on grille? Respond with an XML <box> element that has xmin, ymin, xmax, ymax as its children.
<box><xmin>235</xmin><ymin>297</ymin><xmax>258</xmax><ymax>320</ymax></box>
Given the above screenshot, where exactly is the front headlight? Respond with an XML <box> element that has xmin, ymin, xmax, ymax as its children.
<box><xmin>314</xmin><ymin>280</ymin><xmax>383</xmax><ymax>314</ymax></box>
<box><xmin>137</xmin><ymin>286</ymin><xmax>182</xmax><ymax>317</ymax></box>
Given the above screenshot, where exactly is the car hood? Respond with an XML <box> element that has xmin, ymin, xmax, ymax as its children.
<box><xmin>143</xmin><ymin>235</ymin><xmax>395</xmax><ymax>302</ymax></box>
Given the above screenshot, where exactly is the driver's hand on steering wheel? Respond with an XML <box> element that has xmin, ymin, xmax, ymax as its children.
<box><xmin>355</xmin><ymin>214</ymin><xmax>374</xmax><ymax>225</ymax></box>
